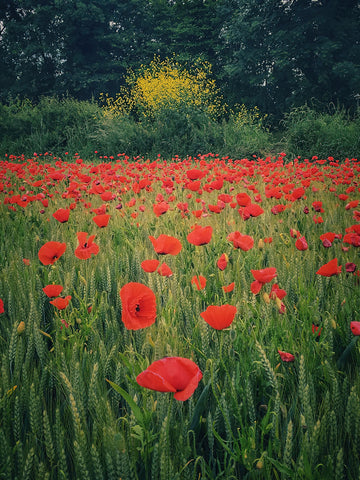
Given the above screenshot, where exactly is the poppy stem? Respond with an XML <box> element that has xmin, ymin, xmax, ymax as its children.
<box><xmin>216</xmin><ymin>330</ymin><xmax>232</xmax><ymax>386</ymax></box>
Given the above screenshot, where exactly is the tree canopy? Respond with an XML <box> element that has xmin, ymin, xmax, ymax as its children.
<box><xmin>0</xmin><ymin>0</ymin><xmax>359</xmax><ymax>117</ymax></box>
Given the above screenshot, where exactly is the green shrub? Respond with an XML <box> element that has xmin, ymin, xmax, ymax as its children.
<box><xmin>223</xmin><ymin>105</ymin><xmax>272</xmax><ymax>158</ymax></box>
<box><xmin>0</xmin><ymin>96</ymin><xmax>100</xmax><ymax>157</ymax></box>
<box><xmin>282</xmin><ymin>104</ymin><xmax>360</xmax><ymax>159</ymax></box>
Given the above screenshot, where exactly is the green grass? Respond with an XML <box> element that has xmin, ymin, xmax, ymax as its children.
<box><xmin>0</xmin><ymin>153</ymin><xmax>359</xmax><ymax>479</ymax></box>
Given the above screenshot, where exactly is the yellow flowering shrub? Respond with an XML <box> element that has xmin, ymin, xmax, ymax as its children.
<box><xmin>100</xmin><ymin>57</ymin><xmax>225</xmax><ymax>120</ymax></box>
<box><xmin>230</xmin><ymin>104</ymin><xmax>268</xmax><ymax>130</ymax></box>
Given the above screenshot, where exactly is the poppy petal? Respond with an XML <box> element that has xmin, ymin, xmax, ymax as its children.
<box><xmin>200</xmin><ymin>304</ymin><xmax>237</xmax><ymax>330</ymax></box>
<box><xmin>136</xmin><ymin>357</ymin><xmax>202</xmax><ymax>401</ymax></box>
<box><xmin>38</xmin><ymin>241</ymin><xmax>66</xmax><ymax>265</ymax></box>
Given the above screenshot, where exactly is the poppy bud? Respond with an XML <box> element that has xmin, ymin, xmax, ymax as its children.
<box><xmin>17</xmin><ymin>321</ymin><xmax>25</xmax><ymax>335</ymax></box>
<box><xmin>345</xmin><ymin>262</ymin><xmax>356</xmax><ymax>273</ymax></box>
<box><xmin>350</xmin><ymin>321</ymin><xmax>360</xmax><ymax>335</ymax></box>
<box><xmin>258</xmin><ymin>239</ymin><xmax>265</xmax><ymax>250</ymax></box>
<box><xmin>275</xmin><ymin>297</ymin><xmax>286</xmax><ymax>314</ymax></box>
<box><xmin>262</xmin><ymin>292</ymin><xmax>271</xmax><ymax>304</ymax></box>
<box><xmin>322</xmin><ymin>239</ymin><xmax>332</xmax><ymax>248</ymax></box>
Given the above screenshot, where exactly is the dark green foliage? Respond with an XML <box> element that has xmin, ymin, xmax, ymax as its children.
<box><xmin>221</xmin><ymin>0</ymin><xmax>360</xmax><ymax>118</ymax></box>
<box><xmin>0</xmin><ymin>0</ymin><xmax>152</xmax><ymax>101</ymax></box>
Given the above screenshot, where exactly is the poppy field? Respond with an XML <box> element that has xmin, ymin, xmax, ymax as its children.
<box><xmin>0</xmin><ymin>152</ymin><xmax>360</xmax><ymax>479</ymax></box>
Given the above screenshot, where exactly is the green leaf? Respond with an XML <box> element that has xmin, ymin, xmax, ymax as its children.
<box><xmin>106</xmin><ymin>379</ymin><xmax>144</xmax><ymax>425</ymax></box>
<box><xmin>337</xmin><ymin>336</ymin><xmax>359</xmax><ymax>370</ymax></box>
<box><xmin>189</xmin><ymin>383</ymin><xmax>210</xmax><ymax>431</ymax></box>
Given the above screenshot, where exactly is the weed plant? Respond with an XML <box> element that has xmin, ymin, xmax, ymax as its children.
<box><xmin>0</xmin><ymin>153</ymin><xmax>359</xmax><ymax>479</ymax></box>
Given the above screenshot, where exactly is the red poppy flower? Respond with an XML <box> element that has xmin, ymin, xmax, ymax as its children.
<box><xmin>75</xmin><ymin>232</ymin><xmax>99</xmax><ymax>259</ymax></box>
<box><xmin>92</xmin><ymin>204</ymin><xmax>107</xmax><ymax>215</ymax></box>
<box><xmin>343</xmin><ymin>233</ymin><xmax>360</xmax><ymax>247</ymax></box>
<box><xmin>0</xmin><ymin>298</ymin><xmax>4</xmax><ymax>314</ymax></box>
<box><xmin>290</xmin><ymin>229</ymin><xmax>300</xmax><ymax>238</ymax></box>
<box><xmin>153</xmin><ymin>201</ymin><xmax>169</xmax><ymax>217</ymax></box>
<box><xmin>22</xmin><ymin>258</ymin><xmax>30</xmax><ymax>265</ymax></box>
<box><xmin>141</xmin><ymin>259</ymin><xmax>160</xmax><ymax>273</ymax></box>
<box><xmin>222</xmin><ymin>282</ymin><xmax>235</xmax><ymax>293</ymax></box>
<box><xmin>345</xmin><ymin>200</ymin><xmax>359</xmax><ymax>210</ymax></box>
<box><xmin>350</xmin><ymin>321</ymin><xmax>360</xmax><ymax>335</ymax></box>
<box><xmin>276</xmin><ymin>298</ymin><xmax>286</xmax><ymax>314</ymax></box>
<box><xmin>187</xmin><ymin>225</ymin><xmax>213</xmax><ymax>246</ymax></box>
<box><xmin>345</xmin><ymin>262</ymin><xmax>356</xmax><ymax>273</ymax></box>
<box><xmin>60</xmin><ymin>319</ymin><xmax>69</xmax><ymax>329</ymax></box>
<box><xmin>191</xmin><ymin>275</ymin><xmax>207</xmax><ymax>290</ymax></box>
<box><xmin>291</xmin><ymin>187</ymin><xmax>305</xmax><ymax>200</ymax></box>
<box><xmin>50</xmin><ymin>295</ymin><xmax>71</xmax><ymax>310</ymax></box>
<box><xmin>191</xmin><ymin>209</ymin><xmax>203</xmax><ymax>218</ymax></box>
<box><xmin>217</xmin><ymin>253</ymin><xmax>228</xmax><ymax>270</ymax></box>
<box><xmin>186</xmin><ymin>181</ymin><xmax>202</xmax><ymax>192</ymax></box>
<box><xmin>136</xmin><ymin>357</ymin><xmax>202</xmax><ymax>401</ymax></box>
<box><xmin>187</xmin><ymin>168</ymin><xmax>205</xmax><ymax>180</ymax></box>
<box><xmin>312</xmin><ymin>201</ymin><xmax>324</xmax><ymax>212</ymax></box>
<box><xmin>250</xmin><ymin>279</ymin><xmax>263</xmax><ymax>294</ymax></box>
<box><xmin>227</xmin><ymin>232</ymin><xmax>254</xmax><ymax>251</ymax></box>
<box><xmin>93</xmin><ymin>214</ymin><xmax>111</xmax><ymax>228</ymax></box>
<box><xmin>313</xmin><ymin>215</ymin><xmax>324</xmax><ymax>224</ymax></box>
<box><xmin>200</xmin><ymin>304</ymin><xmax>237</xmax><ymax>330</ymax></box>
<box><xmin>120</xmin><ymin>282</ymin><xmax>156</xmax><ymax>330</ymax></box>
<box><xmin>239</xmin><ymin>203</ymin><xmax>264</xmax><ymax>220</ymax></box>
<box><xmin>43</xmin><ymin>284</ymin><xmax>64</xmax><ymax>297</ymax></box>
<box><xmin>320</xmin><ymin>232</ymin><xmax>337</xmax><ymax>244</ymax></box>
<box><xmin>270</xmin><ymin>284</ymin><xmax>287</xmax><ymax>300</ymax></box>
<box><xmin>149</xmin><ymin>234</ymin><xmax>182</xmax><ymax>255</ymax></box>
<box><xmin>38</xmin><ymin>241</ymin><xmax>67</xmax><ymax>265</ymax></box>
<box><xmin>218</xmin><ymin>194</ymin><xmax>233</xmax><ymax>203</ymax></box>
<box><xmin>208</xmin><ymin>204</ymin><xmax>222</xmax><ymax>214</ymax></box>
<box><xmin>53</xmin><ymin>208</ymin><xmax>70</xmax><ymax>223</ymax></box>
<box><xmin>100</xmin><ymin>191</ymin><xmax>114</xmax><ymax>202</ymax></box>
<box><xmin>251</xmin><ymin>267</ymin><xmax>277</xmax><ymax>284</ymax></box>
<box><xmin>236</xmin><ymin>192</ymin><xmax>252</xmax><ymax>206</ymax></box>
<box><xmin>177</xmin><ymin>202</ymin><xmax>189</xmax><ymax>213</ymax></box>
<box><xmin>271</xmin><ymin>204</ymin><xmax>286</xmax><ymax>215</ymax></box>
<box><xmin>353</xmin><ymin>210</ymin><xmax>360</xmax><ymax>221</ymax></box>
<box><xmin>157</xmin><ymin>262</ymin><xmax>173</xmax><ymax>277</ymax></box>
<box><xmin>312</xmin><ymin>324</ymin><xmax>322</xmax><ymax>338</ymax></box>
<box><xmin>278</xmin><ymin>350</ymin><xmax>295</xmax><ymax>362</ymax></box>
<box><xmin>295</xmin><ymin>236</ymin><xmax>308</xmax><ymax>251</ymax></box>
<box><xmin>316</xmin><ymin>258</ymin><xmax>342</xmax><ymax>277</ymax></box>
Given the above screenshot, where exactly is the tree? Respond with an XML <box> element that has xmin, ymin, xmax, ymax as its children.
<box><xmin>0</xmin><ymin>1</ymin><xmax>61</xmax><ymax>100</ymax></box>
<box><xmin>0</xmin><ymin>0</ymin><xmax>154</xmax><ymax>101</ymax></box>
<box><xmin>220</xmin><ymin>0</ymin><xmax>360</xmax><ymax>117</ymax></box>
<box><xmin>284</xmin><ymin>0</ymin><xmax>360</xmax><ymax>111</ymax></box>
<box><xmin>150</xmin><ymin>0</ymin><xmax>228</xmax><ymax>79</ymax></box>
